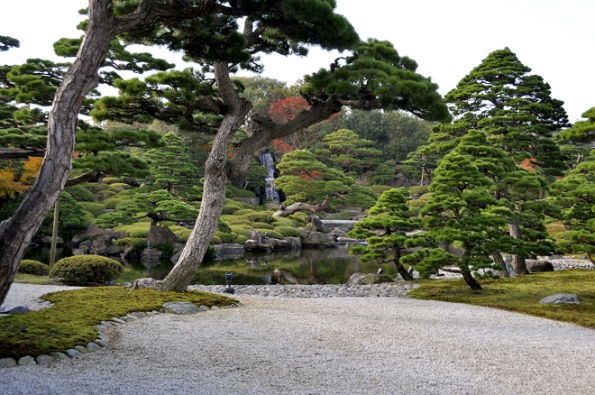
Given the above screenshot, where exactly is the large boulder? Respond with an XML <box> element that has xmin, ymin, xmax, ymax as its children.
<box><xmin>148</xmin><ymin>223</ymin><xmax>179</xmax><ymax>246</ymax></box>
<box><xmin>298</xmin><ymin>228</ymin><xmax>336</xmax><ymax>249</ymax></box>
<box><xmin>526</xmin><ymin>259</ymin><xmax>554</xmax><ymax>273</ymax></box>
<box><xmin>41</xmin><ymin>236</ymin><xmax>64</xmax><ymax>246</ymax></box>
<box><xmin>141</xmin><ymin>248</ymin><xmax>163</xmax><ymax>265</ymax></box>
<box><xmin>72</xmin><ymin>223</ymin><xmax>127</xmax><ymax>244</ymax></box>
<box><xmin>92</xmin><ymin>236</ymin><xmax>121</xmax><ymax>256</ymax></box>
<box><xmin>305</xmin><ymin>214</ymin><xmax>327</xmax><ymax>232</ymax></box>
<box><xmin>284</xmin><ymin>237</ymin><xmax>302</xmax><ymax>250</ymax></box>
<box><xmin>212</xmin><ymin>243</ymin><xmax>245</xmax><ymax>260</ymax></box>
<box><xmin>346</xmin><ymin>273</ymin><xmax>394</xmax><ymax>286</ymax></box>
<box><xmin>244</xmin><ymin>230</ymin><xmax>290</xmax><ymax>252</ymax></box>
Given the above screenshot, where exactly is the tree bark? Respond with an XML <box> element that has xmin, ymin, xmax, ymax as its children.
<box><xmin>0</xmin><ymin>0</ymin><xmax>119</xmax><ymax>306</ymax></box>
<box><xmin>491</xmin><ymin>250</ymin><xmax>510</xmax><ymax>278</ymax></box>
<box><xmin>272</xmin><ymin>199</ymin><xmax>331</xmax><ymax>217</ymax></box>
<box><xmin>461</xmin><ymin>270</ymin><xmax>482</xmax><ymax>290</ymax></box>
<box><xmin>393</xmin><ymin>246</ymin><xmax>413</xmax><ymax>281</ymax></box>
<box><xmin>508</xmin><ymin>222</ymin><xmax>529</xmax><ymax>275</ymax></box>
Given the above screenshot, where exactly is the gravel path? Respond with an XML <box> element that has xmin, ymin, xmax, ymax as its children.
<box><xmin>2</xmin><ymin>285</ymin><xmax>595</xmax><ymax>394</ymax></box>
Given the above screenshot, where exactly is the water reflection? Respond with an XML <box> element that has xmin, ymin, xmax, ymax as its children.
<box><xmin>25</xmin><ymin>245</ymin><xmax>398</xmax><ymax>286</ymax></box>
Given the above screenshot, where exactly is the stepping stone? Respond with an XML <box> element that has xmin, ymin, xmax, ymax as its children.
<box><xmin>0</xmin><ymin>305</ymin><xmax>30</xmax><ymax>315</ymax></box>
<box><xmin>539</xmin><ymin>294</ymin><xmax>581</xmax><ymax>305</ymax></box>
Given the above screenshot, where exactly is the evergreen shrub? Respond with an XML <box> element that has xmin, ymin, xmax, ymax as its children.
<box><xmin>210</xmin><ymin>235</ymin><xmax>222</xmax><ymax>244</ymax></box>
<box><xmin>79</xmin><ymin>202</ymin><xmax>106</xmax><ymax>217</ymax></box>
<box><xmin>226</xmin><ymin>185</ymin><xmax>256</xmax><ymax>198</ymax></box>
<box><xmin>237</xmin><ymin>212</ymin><xmax>274</xmax><ymax>224</ymax></box>
<box><xmin>64</xmin><ymin>185</ymin><xmax>96</xmax><ymax>202</ymax></box>
<box><xmin>252</xmin><ymin>222</ymin><xmax>274</xmax><ymax>230</ymax></box>
<box><xmin>18</xmin><ymin>260</ymin><xmax>49</xmax><ymax>276</ymax></box>
<box><xmin>110</xmin><ymin>182</ymin><xmax>131</xmax><ymax>191</ymax></box>
<box><xmin>114</xmin><ymin>222</ymin><xmax>150</xmax><ymax>238</ymax></box>
<box><xmin>408</xmin><ymin>185</ymin><xmax>429</xmax><ymax>195</ymax></box>
<box><xmin>259</xmin><ymin>229</ymin><xmax>283</xmax><ymax>240</ymax></box>
<box><xmin>233</xmin><ymin>209</ymin><xmax>256</xmax><ymax>216</ymax></box>
<box><xmin>83</xmin><ymin>183</ymin><xmax>111</xmax><ymax>194</ymax></box>
<box><xmin>274</xmin><ymin>226</ymin><xmax>302</xmax><ymax>238</ymax></box>
<box><xmin>103</xmin><ymin>197</ymin><xmax>124</xmax><ymax>209</ymax></box>
<box><xmin>50</xmin><ymin>256</ymin><xmax>123</xmax><ymax>284</ymax></box>
<box><xmin>369</xmin><ymin>185</ymin><xmax>393</xmax><ymax>195</ymax></box>
<box><xmin>407</xmin><ymin>193</ymin><xmax>432</xmax><ymax>216</ymax></box>
<box><xmin>102</xmin><ymin>177</ymin><xmax>120</xmax><ymax>184</ymax></box>
<box><xmin>169</xmin><ymin>226</ymin><xmax>192</xmax><ymax>241</ymax></box>
<box><xmin>222</xmin><ymin>204</ymin><xmax>242</xmax><ymax>215</ymax></box>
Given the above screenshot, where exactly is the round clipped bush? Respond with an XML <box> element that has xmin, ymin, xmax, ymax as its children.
<box><xmin>64</xmin><ymin>185</ymin><xmax>96</xmax><ymax>202</ymax></box>
<box><xmin>233</xmin><ymin>208</ymin><xmax>256</xmax><ymax>216</ymax></box>
<box><xmin>274</xmin><ymin>226</ymin><xmax>303</xmax><ymax>238</ymax></box>
<box><xmin>50</xmin><ymin>255</ymin><xmax>123</xmax><ymax>284</ymax></box>
<box><xmin>18</xmin><ymin>260</ymin><xmax>49</xmax><ymax>276</ymax></box>
<box><xmin>210</xmin><ymin>235</ymin><xmax>222</xmax><ymax>245</ymax></box>
<box><xmin>237</xmin><ymin>212</ymin><xmax>274</xmax><ymax>224</ymax></box>
<box><xmin>258</xmin><ymin>229</ymin><xmax>283</xmax><ymax>240</ymax></box>
<box><xmin>222</xmin><ymin>204</ymin><xmax>242</xmax><ymax>215</ymax></box>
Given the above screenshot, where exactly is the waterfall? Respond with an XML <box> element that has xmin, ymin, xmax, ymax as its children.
<box><xmin>258</xmin><ymin>151</ymin><xmax>280</xmax><ymax>203</ymax></box>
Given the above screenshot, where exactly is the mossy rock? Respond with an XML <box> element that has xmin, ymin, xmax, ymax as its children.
<box><xmin>18</xmin><ymin>260</ymin><xmax>49</xmax><ymax>276</ymax></box>
<box><xmin>50</xmin><ymin>256</ymin><xmax>123</xmax><ymax>284</ymax></box>
<box><xmin>274</xmin><ymin>226</ymin><xmax>303</xmax><ymax>238</ymax></box>
<box><xmin>258</xmin><ymin>229</ymin><xmax>283</xmax><ymax>240</ymax></box>
<box><xmin>114</xmin><ymin>222</ymin><xmax>150</xmax><ymax>238</ymax></box>
<box><xmin>114</xmin><ymin>237</ymin><xmax>147</xmax><ymax>247</ymax></box>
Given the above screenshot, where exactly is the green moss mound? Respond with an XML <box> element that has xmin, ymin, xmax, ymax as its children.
<box><xmin>50</xmin><ymin>256</ymin><xmax>124</xmax><ymax>284</ymax></box>
<box><xmin>64</xmin><ymin>185</ymin><xmax>96</xmax><ymax>202</ymax></box>
<box><xmin>259</xmin><ymin>229</ymin><xmax>283</xmax><ymax>239</ymax></box>
<box><xmin>0</xmin><ymin>286</ymin><xmax>237</xmax><ymax>360</ymax></box>
<box><xmin>408</xmin><ymin>185</ymin><xmax>429</xmax><ymax>195</ymax></box>
<box><xmin>102</xmin><ymin>196</ymin><xmax>124</xmax><ymax>209</ymax></box>
<box><xmin>18</xmin><ymin>260</ymin><xmax>49</xmax><ymax>276</ymax></box>
<box><xmin>114</xmin><ymin>222</ymin><xmax>150</xmax><ymax>238</ymax></box>
<box><xmin>233</xmin><ymin>208</ymin><xmax>256</xmax><ymax>216</ymax></box>
<box><xmin>222</xmin><ymin>204</ymin><xmax>242</xmax><ymax>215</ymax></box>
<box><xmin>79</xmin><ymin>202</ymin><xmax>106</xmax><ymax>217</ymax></box>
<box><xmin>274</xmin><ymin>226</ymin><xmax>303</xmax><ymax>238</ymax></box>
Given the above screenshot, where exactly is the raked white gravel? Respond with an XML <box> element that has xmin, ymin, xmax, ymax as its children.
<box><xmin>1</xmin><ymin>284</ymin><xmax>595</xmax><ymax>394</ymax></box>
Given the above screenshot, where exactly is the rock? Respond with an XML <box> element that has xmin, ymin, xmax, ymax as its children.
<box><xmin>79</xmin><ymin>239</ymin><xmax>93</xmax><ymax>250</ymax></box>
<box><xmin>261</xmin><ymin>238</ymin><xmax>290</xmax><ymax>250</ymax></box>
<box><xmin>74</xmin><ymin>345</ymin><xmax>88</xmax><ymax>354</ymax></box>
<box><xmin>539</xmin><ymin>294</ymin><xmax>581</xmax><ymax>305</ymax></box>
<box><xmin>148</xmin><ymin>222</ymin><xmax>179</xmax><ymax>246</ymax></box>
<box><xmin>66</xmin><ymin>349</ymin><xmax>83</xmax><ymax>358</ymax></box>
<box><xmin>87</xmin><ymin>342</ymin><xmax>102</xmax><ymax>352</ymax></box>
<box><xmin>50</xmin><ymin>352</ymin><xmax>70</xmax><ymax>361</ymax></box>
<box><xmin>92</xmin><ymin>236</ymin><xmax>121</xmax><ymax>256</ymax></box>
<box><xmin>0</xmin><ymin>305</ymin><xmax>30</xmax><ymax>315</ymax></box>
<box><xmin>18</xmin><ymin>356</ymin><xmax>36</xmax><ymax>366</ymax></box>
<box><xmin>169</xmin><ymin>243</ymin><xmax>187</xmax><ymax>263</ymax></box>
<box><xmin>141</xmin><ymin>248</ymin><xmax>163</xmax><ymax>264</ymax></box>
<box><xmin>41</xmin><ymin>236</ymin><xmax>64</xmax><ymax>246</ymax></box>
<box><xmin>0</xmin><ymin>358</ymin><xmax>17</xmax><ymax>368</ymax></box>
<box><xmin>346</xmin><ymin>273</ymin><xmax>394</xmax><ymax>286</ymax></box>
<box><xmin>298</xmin><ymin>228</ymin><xmax>336</xmax><ymax>249</ymax></box>
<box><xmin>305</xmin><ymin>214</ymin><xmax>327</xmax><ymax>232</ymax></box>
<box><xmin>526</xmin><ymin>260</ymin><xmax>554</xmax><ymax>273</ymax></box>
<box><xmin>212</xmin><ymin>243</ymin><xmax>245</xmax><ymax>260</ymax></box>
<box><xmin>336</xmin><ymin>237</ymin><xmax>358</xmax><ymax>245</ymax></box>
<box><xmin>71</xmin><ymin>223</ymin><xmax>127</xmax><ymax>244</ymax></box>
<box><xmin>36</xmin><ymin>355</ymin><xmax>55</xmax><ymax>365</ymax></box>
<box><xmin>72</xmin><ymin>248</ymin><xmax>86</xmax><ymax>256</ymax></box>
<box><xmin>95</xmin><ymin>340</ymin><xmax>109</xmax><ymax>348</ymax></box>
<box><xmin>329</xmin><ymin>228</ymin><xmax>348</xmax><ymax>238</ymax></box>
<box><xmin>284</xmin><ymin>237</ymin><xmax>302</xmax><ymax>249</ymax></box>
<box><xmin>162</xmin><ymin>301</ymin><xmax>201</xmax><ymax>315</ymax></box>
<box><xmin>346</xmin><ymin>273</ymin><xmax>367</xmax><ymax>287</ymax></box>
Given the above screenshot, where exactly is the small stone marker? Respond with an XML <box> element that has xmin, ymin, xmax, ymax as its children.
<box><xmin>162</xmin><ymin>301</ymin><xmax>201</xmax><ymax>315</ymax></box>
<box><xmin>539</xmin><ymin>294</ymin><xmax>581</xmax><ymax>305</ymax></box>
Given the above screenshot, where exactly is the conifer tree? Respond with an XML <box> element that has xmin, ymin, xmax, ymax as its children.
<box><xmin>315</xmin><ymin>128</ymin><xmax>382</xmax><ymax>176</ymax></box>
<box><xmin>348</xmin><ymin>188</ymin><xmax>421</xmax><ymax>281</ymax></box>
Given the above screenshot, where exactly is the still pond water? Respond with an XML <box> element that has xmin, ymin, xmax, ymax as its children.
<box><xmin>25</xmin><ymin>246</ymin><xmax>398</xmax><ymax>286</ymax></box>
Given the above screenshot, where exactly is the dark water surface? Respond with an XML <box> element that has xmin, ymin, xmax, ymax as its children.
<box><xmin>25</xmin><ymin>246</ymin><xmax>396</xmax><ymax>286</ymax></box>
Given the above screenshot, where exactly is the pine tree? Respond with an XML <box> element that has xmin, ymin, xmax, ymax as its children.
<box><xmin>315</xmin><ymin>129</ymin><xmax>382</xmax><ymax>176</ymax></box>
<box><xmin>348</xmin><ymin>188</ymin><xmax>421</xmax><ymax>281</ymax></box>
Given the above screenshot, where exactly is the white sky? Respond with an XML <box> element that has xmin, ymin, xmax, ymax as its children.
<box><xmin>2</xmin><ymin>0</ymin><xmax>594</xmax><ymax>122</ymax></box>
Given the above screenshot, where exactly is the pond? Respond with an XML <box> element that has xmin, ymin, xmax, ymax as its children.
<box><xmin>25</xmin><ymin>245</ymin><xmax>397</xmax><ymax>286</ymax></box>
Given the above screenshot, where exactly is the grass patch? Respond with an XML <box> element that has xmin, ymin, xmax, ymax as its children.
<box><xmin>409</xmin><ymin>269</ymin><xmax>595</xmax><ymax>329</ymax></box>
<box><xmin>0</xmin><ymin>286</ymin><xmax>237</xmax><ymax>359</ymax></box>
<box><xmin>14</xmin><ymin>273</ymin><xmax>60</xmax><ymax>285</ymax></box>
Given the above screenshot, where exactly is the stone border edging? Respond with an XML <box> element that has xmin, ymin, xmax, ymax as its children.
<box><xmin>0</xmin><ymin>301</ymin><xmax>242</xmax><ymax>369</ymax></box>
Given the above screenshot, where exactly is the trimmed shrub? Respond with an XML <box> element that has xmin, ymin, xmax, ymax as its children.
<box><xmin>226</xmin><ymin>185</ymin><xmax>256</xmax><ymax>198</ymax></box>
<box><xmin>210</xmin><ymin>235</ymin><xmax>222</xmax><ymax>244</ymax></box>
<box><xmin>114</xmin><ymin>222</ymin><xmax>150</xmax><ymax>238</ymax></box>
<box><xmin>236</xmin><ymin>212</ymin><xmax>274</xmax><ymax>224</ymax></box>
<box><xmin>324</xmin><ymin>210</ymin><xmax>360</xmax><ymax>220</ymax></box>
<box><xmin>79</xmin><ymin>202</ymin><xmax>106</xmax><ymax>217</ymax></box>
<box><xmin>110</xmin><ymin>183</ymin><xmax>131</xmax><ymax>191</ymax></box>
<box><xmin>272</xmin><ymin>217</ymin><xmax>302</xmax><ymax>228</ymax></box>
<box><xmin>50</xmin><ymin>255</ymin><xmax>123</xmax><ymax>284</ymax></box>
<box><xmin>94</xmin><ymin>189</ymin><xmax>117</xmax><ymax>202</ymax></box>
<box><xmin>230</xmin><ymin>226</ymin><xmax>251</xmax><ymax>238</ymax></box>
<box><xmin>274</xmin><ymin>226</ymin><xmax>303</xmax><ymax>238</ymax></box>
<box><xmin>83</xmin><ymin>183</ymin><xmax>111</xmax><ymax>194</ymax></box>
<box><xmin>102</xmin><ymin>177</ymin><xmax>120</xmax><ymax>184</ymax></box>
<box><xmin>252</xmin><ymin>222</ymin><xmax>274</xmax><ymax>230</ymax></box>
<box><xmin>233</xmin><ymin>208</ymin><xmax>256</xmax><ymax>216</ymax></box>
<box><xmin>169</xmin><ymin>225</ymin><xmax>192</xmax><ymax>240</ymax></box>
<box><xmin>18</xmin><ymin>260</ymin><xmax>49</xmax><ymax>276</ymax></box>
<box><xmin>222</xmin><ymin>204</ymin><xmax>242</xmax><ymax>215</ymax></box>
<box><xmin>407</xmin><ymin>193</ymin><xmax>432</xmax><ymax>216</ymax></box>
<box><xmin>235</xmin><ymin>235</ymin><xmax>249</xmax><ymax>244</ymax></box>
<box><xmin>288</xmin><ymin>212</ymin><xmax>308</xmax><ymax>225</ymax></box>
<box><xmin>369</xmin><ymin>185</ymin><xmax>393</xmax><ymax>195</ymax></box>
<box><xmin>215</xmin><ymin>231</ymin><xmax>234</xmax><ymax>243</ymax></box>
<box><xmin>218</xmin><ymin>219</ymin><xmax>232</xmax><ymax>234</ymax></box>
<box><xmin>64</xmin><ymin>185</ymin><xmax>96</xmax><ymax>202</ymax></box>
<box><xmin>408</xmin><ymin>185</ymin><xmax>429</xmax><ymax>195</ymax></box>
<box><xmin>102</xmin><ymin>197</ymin><xmax>124</xmax><ymax>209</ymax></box>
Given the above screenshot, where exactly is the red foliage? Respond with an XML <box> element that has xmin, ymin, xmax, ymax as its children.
<box><xmin>268</xmin><ymin>96</ymin><xmax>311</xmax><ymax>123</ymax></box>
<box><xmin>271</xmin><ymin>138</ymin><xmax>295</xmax><ymax>154</ymax></box>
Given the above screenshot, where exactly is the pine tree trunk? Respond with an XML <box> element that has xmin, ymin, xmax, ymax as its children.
<box><xmin>132</xmin><ymin>62</ymin><xmax>253</xmax><ymax>292</ymax></box>
<box><xmin>461</xmin><ymin>270</ymin><xmax>482</xmax><ymax>290</ymax></box>
<box><xmin>393</xmin><ymin>246</ymin><xmax>413</xmax><ymax>281</ymax></box>
<box><xmin>508</xmin><ymin>222</ymin><xmax>529</xmax><ymax>275</ymax></box>
<box><xmin>0</xmin><ymin>2</ymin><xmax>116</xmax><ymax>306</ymax></box>
<box><xmin>491</xmin><ymin>250</ymin><xmax>510</xmax><ymax>278</ymax></box>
